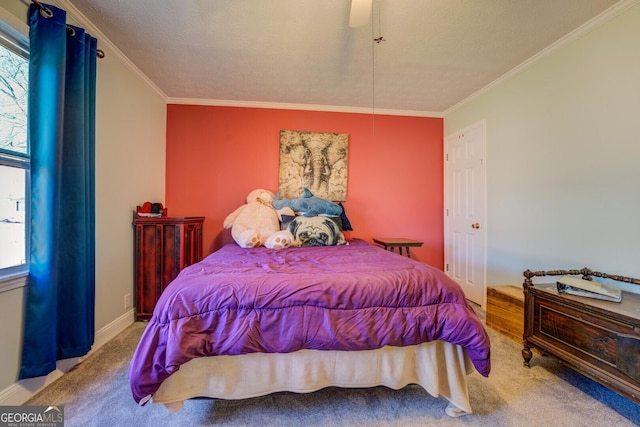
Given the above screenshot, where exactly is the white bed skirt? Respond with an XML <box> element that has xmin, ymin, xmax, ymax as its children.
<box><xmin>151</xmin><ymin>340</ymin><xmax>475</xmax><ymax>416</ymax></box>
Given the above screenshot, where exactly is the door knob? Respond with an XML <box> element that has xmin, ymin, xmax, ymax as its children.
<box><xmin>471</xmin><ymin>223</ymin><xmax>480</xmax><ymax>229</ymax></box>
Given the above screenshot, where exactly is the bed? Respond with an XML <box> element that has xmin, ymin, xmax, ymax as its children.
<box><xmin>128</xmin><ymin>239</ymin><xmax>491</xmax><ymax>417</ymax></box>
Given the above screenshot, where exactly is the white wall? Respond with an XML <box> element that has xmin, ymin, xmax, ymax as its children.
<box><xmin>445</xmin><ymin>3</ymin><xmax>640</xmax><ymax>290</ymax></box>
<box><xmin>0</xmin><ymin>0</ymin><xmax>166</xmax><ymax>400</ymax></box>
<box><xmin>93</xmin><ymin>40</ymin><xmax>166</xmax><ymax>330</ymax></box>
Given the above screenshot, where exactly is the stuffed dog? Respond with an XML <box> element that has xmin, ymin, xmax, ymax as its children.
<box><xmin>286</xmin><ymin>216</ymin><xmax>346</xmax><ymax>247</ymax></box>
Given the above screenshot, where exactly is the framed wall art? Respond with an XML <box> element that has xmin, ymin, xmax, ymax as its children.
<box><xmin>278</xmin><ymin>130</ymin><xmax>349</xmax><ymax>201</ymax></box>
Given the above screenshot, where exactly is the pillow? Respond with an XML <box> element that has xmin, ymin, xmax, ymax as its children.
<box><xmin>286</xmin><ymin>216</ymin><xmax>346</xmax><ymax>247</ymax></box>
<box><xmin>336</xmin><ymin>202</ymin><xmax>353</xmax><ymax>231</ymax></box>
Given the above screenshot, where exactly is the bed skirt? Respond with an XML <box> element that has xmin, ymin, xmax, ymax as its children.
<box><xmin>151</xmin><ymin>340</ymin><xmax>475</xmax><ymax>416</ymax></box>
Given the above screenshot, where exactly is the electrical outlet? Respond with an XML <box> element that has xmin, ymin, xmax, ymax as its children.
<box><xmin>124</xmin><ymin>293</ymin><xmax>132</xmax><ymax>309</ymax></box>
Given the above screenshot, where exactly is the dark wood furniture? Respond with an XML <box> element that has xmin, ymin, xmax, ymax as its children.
<box><xmin>522</xmin><ymin>268</ymin><xmax>640</xmax><ymax>404</ymax></box>
<box><xmin>372</xmin><ymin>237</ymin><xmax>423</xmax><ymax>258</ymax></box>
<box><xmin>133</xmin><ymin>215</ymin><xmax>204</xmax><ymax>320</ymax></box>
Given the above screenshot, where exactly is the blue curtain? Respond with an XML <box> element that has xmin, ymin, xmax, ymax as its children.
<box><xmin>19</xmin><ymin>3</ymin><xmax>97</xmax><ymax>380</ymax></box>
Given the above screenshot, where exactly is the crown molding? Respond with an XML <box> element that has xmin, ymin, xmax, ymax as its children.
<box><xmin>168</xmin><ymin>97</ymin><xmax>443</xmax><ymax>118</ymax></box>
<box><xmin>53</xmin><ymin>0</ymin><xmax>169</xmax><ymax>102</ymax></box>
<box><xmin>443</xmin><ymin>0</ymin><xmax>640</xmax><ymax>116</ymax></box>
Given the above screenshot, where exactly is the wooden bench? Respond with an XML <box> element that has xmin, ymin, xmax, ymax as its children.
<box><xmin>522</xmin><ymin>268</ymin><xmax>640</xmax><ymax>405</ymax></box>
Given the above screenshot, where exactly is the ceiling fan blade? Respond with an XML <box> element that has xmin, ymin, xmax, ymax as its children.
<box><xmin>349</xmin><ymin>0</ymin><xmax>372</xmax><ymax>28</ymax></box>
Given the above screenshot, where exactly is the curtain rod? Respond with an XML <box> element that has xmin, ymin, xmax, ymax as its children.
<box><xmin>30</xmin><ymin>0</ymin><xmax>105</xmax><ymax>58</ymax></box>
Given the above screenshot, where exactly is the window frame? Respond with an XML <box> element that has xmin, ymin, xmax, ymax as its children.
<box><xmin>0</xmin><ymin>7</ymin><xmax>29</xmax><ymax>293</ymax></box>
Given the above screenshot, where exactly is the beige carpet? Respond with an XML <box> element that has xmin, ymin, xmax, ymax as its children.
<box><xmin>26</xmin><ymin>314</ymin><xmax>639</xmax><ymax>426</ymax></box>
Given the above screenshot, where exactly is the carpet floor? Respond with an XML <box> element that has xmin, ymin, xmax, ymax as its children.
<box><xmin>26</xmin><ymin>311</ymin><xmax>640</xmax><ymax>426</ymax></box>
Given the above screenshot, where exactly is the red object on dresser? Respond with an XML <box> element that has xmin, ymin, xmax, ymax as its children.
<box><xmin>133</xmin><ymin>215</ymin><xmax>204</xmax><ymax>320</ymax></box>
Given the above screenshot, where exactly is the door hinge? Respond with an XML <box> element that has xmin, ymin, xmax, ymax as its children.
<box><xmin>446</xmin><ymin>263</ymin><xmax>449</xmax><ymax>272</ymax></box>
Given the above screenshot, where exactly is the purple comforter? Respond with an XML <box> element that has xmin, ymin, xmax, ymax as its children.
<box><xmin>129</xmin><ymin>239</ymin><xmax>491</xmax><ymax>404</ymax></box>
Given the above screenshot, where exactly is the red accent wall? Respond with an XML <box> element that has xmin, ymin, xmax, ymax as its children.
<box><xmin>166</xmin><ymin>105</ymin><xmax>444</xmax><ymax>267</ymax></box>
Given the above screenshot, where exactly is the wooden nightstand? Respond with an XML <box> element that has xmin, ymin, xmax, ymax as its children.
<box><xmin>372</xmin><ymin>237</ymin><xmax>423</xmax><ymax>258</ymax></box>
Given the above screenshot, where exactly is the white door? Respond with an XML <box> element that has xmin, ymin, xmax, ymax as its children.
<box><xmin>444</xmin><ymin>121</ymin><xmax>486</xmax><ymax>306</ymax></box>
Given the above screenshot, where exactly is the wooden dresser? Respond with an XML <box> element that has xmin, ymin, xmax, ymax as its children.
<box><xmin>133</xmin><ymin>215</ymin><xmax>204</xmax><ymax>320</ymax></box>
<box><xmin>522</xmin><ymin>268</ymin><xmax>640</xmax><ymax>404</ymax></box>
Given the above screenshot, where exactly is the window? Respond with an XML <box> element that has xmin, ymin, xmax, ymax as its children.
<box><xmin>0</xmin><ymin>14</ymin><xmax>29</xmax><ymax>286</ymax></box>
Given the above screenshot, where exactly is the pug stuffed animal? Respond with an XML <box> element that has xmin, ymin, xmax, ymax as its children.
<box><xmin>223</xmin><ymin>189</ymin><xmax>294</xmax><ymax>249</ymax></box>
<box><xmin>286</xmin><ymin>216</ymin><xmax>346</xmax><ymax>247</ymax></box>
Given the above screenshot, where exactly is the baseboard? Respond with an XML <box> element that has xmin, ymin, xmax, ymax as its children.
<box><xmin>92</xmin><ymin>309</ymin><xmax>136</xmax><ymax>350</ymax></box>
<box><xmin>0</xmin><ymin>309</ymin><xmax>135</xmax><ymax>406</ymax></box>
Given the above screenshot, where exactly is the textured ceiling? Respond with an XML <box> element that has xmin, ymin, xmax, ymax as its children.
<box><xmin>66</xmin><ymin>0</ymin><xmax>622</xmax><ymax>115</ymax></box>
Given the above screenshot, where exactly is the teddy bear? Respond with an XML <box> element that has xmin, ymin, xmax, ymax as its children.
<box><xmin>223</xmin><ymin>189</ymin><xmax>294</xmax><ymax>249</ymax></box>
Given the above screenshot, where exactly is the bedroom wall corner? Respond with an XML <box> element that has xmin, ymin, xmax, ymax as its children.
<box><xmin>444</xmin><ymin>3</ymin><xmax>640</xmax><ymax>291</ymax></box>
